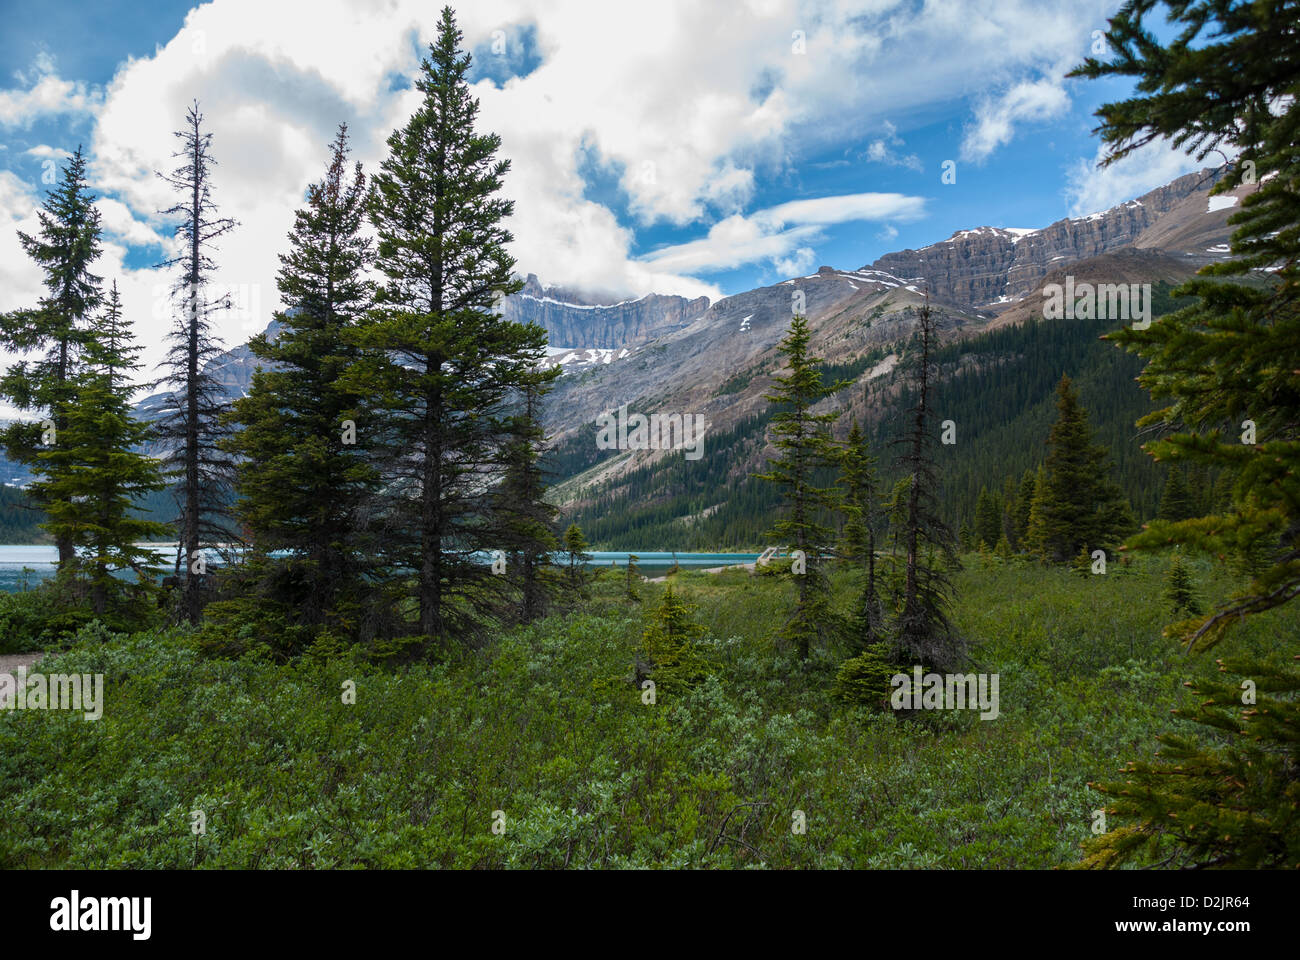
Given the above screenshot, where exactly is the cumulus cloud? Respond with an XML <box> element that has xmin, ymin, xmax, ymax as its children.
<box><xmin>0</xmin><ymin>53</ymin><xmax>103</xmax><ymax>128</ymax></box>
<box><xmin>0</xmin><ymin>0</ymin><xmax>1117</xmax><ymax>381</ymax></box>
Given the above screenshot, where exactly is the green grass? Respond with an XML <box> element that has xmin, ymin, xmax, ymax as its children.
<box><xmin>0</xmin><ymin>552</ymin><xmax>1288</xmax><ymax>868</ymax></box>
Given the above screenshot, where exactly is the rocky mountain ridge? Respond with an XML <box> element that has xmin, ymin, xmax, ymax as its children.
<box><xmin>868</xmin><ymin>168</ymin><xmax>1238</xmax><ymax>308</ymax></box>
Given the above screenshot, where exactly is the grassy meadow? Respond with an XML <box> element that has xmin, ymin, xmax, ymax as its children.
<box><xmin>0</xmin><ymin>552</ymin><xmax>1289</xmax><ymax>869</ymax></box>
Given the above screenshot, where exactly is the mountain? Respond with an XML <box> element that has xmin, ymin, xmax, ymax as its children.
<box><xmin>500</xmin><ymin>274</ymin><xmax>710</xmax><ymax>350</ymax></box>
<box><xmin>867</xmin><ymin>168</ymin><xmax>1243</xmax><ymax>309</ymax></box>
<box><xmin>0</xmin><ymin>165</ymin><xmax>1263</xmax><ymax>546</ymax></box>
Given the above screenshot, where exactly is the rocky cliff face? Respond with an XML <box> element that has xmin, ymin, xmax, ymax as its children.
<box><xmin>868</xmin><ymin>169</ymin><xmax>1226</xmax><ymax>308</ymax></box>
<box><xmin>499</xmin><ymin>274</ymin><xmax>710</xmax><ymax>349</ymax></box>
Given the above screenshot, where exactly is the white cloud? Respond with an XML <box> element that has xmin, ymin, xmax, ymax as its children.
<box><xmin>1064</xmin><ymin>137</ymin><xmax>1213</xmax><ymax>217</ymax></box>
<box><xmin>961</xmin><ymin>78</ymin><xmax>1070</xmax><ymax>163</ymax></box>
<box><xmin>0</xmin><ymin>0</ymin><xmax>1118</xmax><ymax>383</ymax></box>
<box><xmin>773</xmin><ymin>246</ymin><xmax>816</xmax><ymax>276</ymax></box>
<box><xmin>24</xmin><ymin>145</ymin><xmax>73</xmax><ymax>160</ymax></box>
<box><xmin>864</xmin><ymin>120</ymin><xmax>922</xmax><ymax>171</ymax></box>
<box><xmin>97</xmin><ymin>197</ymin><xmax>164</xmax><ymax>249</ymax></box>
<box><xmin>0</xmin><ymin>171</ymin><xmax>43</xmax><ymax>312</ymax></box>
<box><xmin>639</xmin><ymin>191</ymin><xmax>923</xmax><ymax>274</ymax></box>
<box><xmin>0</xmin><ymin>54</ymin><xmax>102</xmax><ymax>128</ymax></box>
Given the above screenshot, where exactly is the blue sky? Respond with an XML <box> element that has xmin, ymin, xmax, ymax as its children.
<box><xmin>0</xmin><ymin>0</ymin><xmax>1206</xmax><ymax>382</ymax></box>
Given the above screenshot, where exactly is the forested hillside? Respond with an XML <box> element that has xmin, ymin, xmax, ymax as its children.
<box><xmin>559</xmin><ymin>283</ymin><xmax>1211</xmax><ymax>549</ymax></box>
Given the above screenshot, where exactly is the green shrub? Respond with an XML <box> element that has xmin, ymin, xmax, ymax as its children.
<box><xmin>833</xmin><ymin>641</ymin><xmax>902</xmax><ymax>708</ymax></box>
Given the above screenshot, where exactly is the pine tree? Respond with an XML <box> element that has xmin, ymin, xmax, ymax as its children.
<box><xmin>1081</xmin><ymin>0</ymin><xmax>1300</xmax><ymax>651</ymax></box>
<box><xmin>1156</xmin><ymin>466</ymin><xmax>1195</xmax><ymax>522</ymax></box>
<box><xmin>0</xmin><ymin>146</ymin><xmax>103</xmax><ymax>572</ymax></box>
<box><xmin>838</xmin><ymin>417</ymin><xmax>881</xmax><ymax>645</ymax></box>
<box><xmin>973</xmin><ymin>486</ymin><xmax>1001</xmax><ymax>550</ymax></box>
<box><xmin>1164</xmin><ymin>552</ymin><xmax>1202</xmax><ymax>617</ymax></box>
<box><xmin>1081</xmin><ymin>654</ymin><xmax>1300</xmax><ymax>869</ymax></box>
<box><xmin>154</xmin><ymin>101</ymin><xmax>240</xmax><ymax>624</ymax></box>
<box><xmin>494</xmin><ymin>370</ymin><xmax>561</xmax><ymax>622</ymax></box>
<box><xmin>1013</xmin><ymin>467</ymin><xmax>1037</xmax><ymax>548</ymax></box>
<box><xmin>753</xmin><ymin>314</ymin><xmax>845</xmax><ymax>659</ymax></box>
<box><xmin>994</xmin><ymin>534</ymin><xmax>1013</xmax><ymax>563</ymax></box>
<box><xmin>358</xmin><ymin>7</ymin><xmax>549</xmax><ymax>642</ymax></box>
<box><xmin>562</xmin><ymin>522</ymin><xmax>591</xmax><ymax>592</ymax></box>
<box><xmin>1000</xmin><ymin>474</ymin><xmax>1019</xmax><ymax>549</ymax></box>
<box><xmin>1025</xmin><ymin>375</ymin><xmax>1133</xmax><ymax>562</ymax></box>
<box><xmin>892</xmin><ymin>299</ymin><xmax>964</xmax><ymax>671</ymax></box>
<box><xmin>640</xmin><ymin>585</ymin><xmax>710</xmax><ymax>692</ymax></box>
<box><xmin>36</xmin><ymin>281</ymin><xmax>170</xmax><ymax>624</ymax></box>
<box><xmin>226</xmin><ymin>124</ymin><xmax>383</xmax><ymax>645</ymax></box>
<box><xmin>1070</xmin><ymin>544</ymin><xmax>1093</xmax><ymax>578</ymax></box>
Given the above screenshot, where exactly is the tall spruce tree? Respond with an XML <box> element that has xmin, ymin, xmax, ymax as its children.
<box><xmin>754</xmin><ymin>313</ymin><xmax>844</xmax><ymax>660</ymax></box>
<box><xmin>1025</xmin><ymin>375</ymin><xmax>1133</xmax><ymax>562</ymax></box>
<box><xmin>973</xmin><ymin>486</ymin><xmax>1001</xmax><ymax>550</ymax></box>
<box><xmin>838</xmin><ymin>416</ymin><xmax>881</xmax><ymax>645</ymax></box>
<box><xmin>38</xmin><ymin>281</ymin><xmax>170</xmax><ymax>623</ymax></box>
<box><xmin>493</xmin><ymin>370</ymin><xmax>561</xmax><ymax>623</ymax></box>
<box><xmin>0</xmin><ymin>146</ymin><xmax>103</xmax><ymax>572</ymax></box>
<box><xmin>226</xmin><ymin>125</ymin><xmax>383</xmax><ymax>644</ymax></box>
<box><xmin>892</xmin><ymin>299</ymin><xmax>964</xmax><ymax>671</ymax></box>
<box><xmin>359</xmin><ymin>7</ymin><xmax>549</xmax><ymax>643</ymax></box>
<box><xmin>154</xmin><ymin>101</ymin><xmax>239</xmax><ymax>624</ymax></box>
<box><xmin>1156</xmin><ymin>465</ymin><xmax>1195</xmax><ymax>522</ymax></box>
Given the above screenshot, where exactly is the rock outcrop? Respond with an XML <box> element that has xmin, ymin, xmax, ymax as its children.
<box><xmin>499</xmin><ymin>274</ymin><xmax>710</xmax><ymax>349</ymax></box>
<box><xmin>868</xmin><ymin>169</ymin><xmax>1226</xmax><ymax>308</ymax></box>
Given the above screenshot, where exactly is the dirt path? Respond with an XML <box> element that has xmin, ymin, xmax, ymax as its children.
<box><xmin>0</xmin><ymin>653</ymin><xmax>43</xmax><ymax>687</ymax></box>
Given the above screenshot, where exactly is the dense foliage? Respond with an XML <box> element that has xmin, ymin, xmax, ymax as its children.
<box><xmin>2</xmin><ymin>555</ymin><xmax>1291</xmax><ymax>868</ymax></box>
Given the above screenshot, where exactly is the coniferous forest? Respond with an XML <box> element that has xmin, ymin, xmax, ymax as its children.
<box><xmin>0</xmin><ymin>0</ymin><xmax>1298</xmax><ymax>935</ymax></box>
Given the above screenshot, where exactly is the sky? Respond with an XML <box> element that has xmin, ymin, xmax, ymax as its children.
<box><xmin>0</xmin><ymin>0</ymin><xmax>1209</xmax><ymax>397</ymax></box>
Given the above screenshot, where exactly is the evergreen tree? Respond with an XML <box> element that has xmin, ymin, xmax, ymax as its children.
<box><xmin>36</xmin><ymin>281</ymin><xmax>170</xmax><ymax>624</ymax></box>
<box><xmin>1013</xmin><ymin>467</ymin><xmax>1037</xmax><ymax>548</ymax></box>
<box><xmin>1073</xmin><ymin>0</ymin><xmax>1300</xmax><ymax>870</ymax></box>
<box><xmin>640</xmin><ymin>585</ymin><xmax>710</xmax><ymax>692</ymax></box>
<box><xmin>994</xmin><ymin>534</ymin><xmax>1013</xmax><ymax>563</ymax></box>
<box><xmin>154</xmin><ymin>101</ymin><xmax>240</xmax><ymax>624</ymax></box>
<box><xmin>0</xmin><ymin>146</ymin><xmax>103</xmax><ymax>572</ymax></box>
<box><xmin>358</xmin><ymin>7</ymin><xmax>549</xmax><ymax>642</ymax></box>
<box><xmin>1082</xmin><ymin>654</ymin><xmax>1300</xmax><ymax>869</ymax></box>
<box><xmin>1081</xmin><ymin>0</ymin><xmax>1300</xmax><ymax>651</ymax></box>
<box><xmin>1156</xmin><ymin>466</ymin><xmax>1195</xmax><ymax>522</ymax></box>
<box><xmin>973</xmin><ymin>486</ymin><xmax>1001</xmax><ymax>550</ymax></box>
<box><xmin>1000</xmin><ymin>474</ymin><xmax>1019</xmax><ymax>549</ymax></box>
<box><xmin>226</xmin><ymin>125</ymin><xmax>383</xmax><ymax>645</ymax></box>
<box><xmin>562</xmin><ymin>522</ymin><xmax>591</xmax><ymax>591</ymax></box>
<box><xmin>892</xmin><ymin>300</ymin><xmax>964</xmax><ymax>671</ymax></box>
<box><xmin>494</xmin><ymin>370</ymin><xmax>561</xmax><ymax>622</ymax></box>
<box><xmin>1164</xmin><ymin>552</ymin><xmax>1202</xmax><ymax>617</ymax></box>
<box><xmin>838</xmin><ymin>417</ymin><xmax>881</xmax><ymax>645</ymax></box>
<box><xmin>753</xmin><ymin>314</ymin><xmax>845</xmax><ymax>659</ymax></box>
<box><xmin>1025</xmin><ymin>375</ymin><xmax>1133</xmax><ymax>562</ymax></box>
